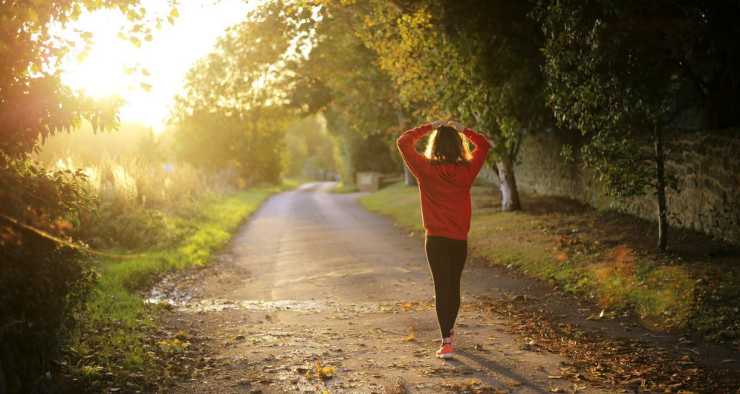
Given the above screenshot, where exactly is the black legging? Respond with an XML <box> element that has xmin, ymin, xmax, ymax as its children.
<box><xmin>425</xmin><ymin>235</ymin><xmax>467</xmax><ymax>338</ymax></box>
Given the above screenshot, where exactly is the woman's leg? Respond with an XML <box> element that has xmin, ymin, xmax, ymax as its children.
<box><xmin>446</xmin><ymin>238</ymin><xmax>467</xmax><ymax>335</ymax></box>
<box><xmin>425</xmin><ymin>236</ymin><xmax>468</xmax><ymax>338</ymax></box>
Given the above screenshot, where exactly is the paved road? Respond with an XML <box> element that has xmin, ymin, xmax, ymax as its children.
<box><xmin>166</xmin><ymin>182</ymin><xmax>605</xmax><ymax>393</ymax></box>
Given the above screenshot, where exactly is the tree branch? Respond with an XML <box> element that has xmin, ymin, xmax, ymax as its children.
<box><xmin>0</xmin><ymin>214</ymin><xmax>142</xmax><ymax>260</ymax></box>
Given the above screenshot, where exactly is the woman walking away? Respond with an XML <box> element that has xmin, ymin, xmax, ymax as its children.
<box><xmin>397</xmin><ymin>120</ymin><xmax>491</xmax><ymax>359</ymax></box>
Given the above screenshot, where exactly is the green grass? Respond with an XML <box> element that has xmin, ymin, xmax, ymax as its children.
<box><xmin>360</xmin><ymin>182</ymin><xmax>740</xmax><ymax>339</ymax></box>
<box><xmin>68</xmin><ymin>184</ymin><xmax>288</xmax><ymax>384</ymax></box>
<box><xmin>361</xmin><ymin>182</ymin><xmax>422</xmax><ymax>230</ymax></box>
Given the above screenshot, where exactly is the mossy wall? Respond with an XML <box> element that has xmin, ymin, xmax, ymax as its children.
<box><xmin>481</xmin><ymin>129</ymin><xmax>740</xmax><ymax>244</ymax></box>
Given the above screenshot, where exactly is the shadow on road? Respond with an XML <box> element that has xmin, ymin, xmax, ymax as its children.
<box><xmin>455</xmin><ymin>349</ymin><xmax>551</xmax><ymax>393</ymax></box>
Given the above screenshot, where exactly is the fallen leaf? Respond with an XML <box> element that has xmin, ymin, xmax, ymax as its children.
<box><xmin>404</xmin><ymin>325</ymin><xmax>417</xmax><ymax>342</ymax></box>
<box><xmin>315</xmin><ymin>360</ymin><xmax>335</xmax><ymax>380</ymax></box>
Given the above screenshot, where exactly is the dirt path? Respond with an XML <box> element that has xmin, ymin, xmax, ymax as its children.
<box><xmin>156</xmin><ymin>182</ymin><xmax>738</xmax><ymax>393</ymax></box>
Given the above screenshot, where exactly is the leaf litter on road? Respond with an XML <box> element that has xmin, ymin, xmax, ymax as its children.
<box><xmin>471</xmin><ymin>295</ymin><xmax>740</xmax><ymax>392</ymax></box>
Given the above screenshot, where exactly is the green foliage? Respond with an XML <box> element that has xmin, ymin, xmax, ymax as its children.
<box><xmin>172</xmin><ymin>111</ymin><xmax>239</xmax><ymax>172</ymax></box>
<box><xmin>172</xmin><ymin>1</ymin><xmax>315</xmax><ymax>185</ymax></box>
<box><xmin>173</xmin><ymin>109</ymin><xmax>285</xmax><ymax>185</ymax></box>
<box><xmin>323</xmin><ymin>108</ymin><xmax>400</xmax><ymax>181</ymax></box>
<box><xmin>0</xmin><ymin>0</ymin><xmax>170</xmax><ymax>158</ymax></box>
<box><xmin>172</xmin><ymin>1</ymin><xmax>406</xmax><ymax>186</ymax></box>
<box><xmin>360</xmin><ymin>182</ymin><xmax>423</xmax><ymax>231</ymax></box>
<box><xmin>2</xmin><ymin>120</ymin><xmax>232</xmax><ymax>392</ymax></box>
<box><xmin>86</xmin><ymin>206</ymin><xmax>174</xmax><ymax>250</ymax></box>
<box><xmin>0</xmin><ymin>155</ymin><xmax>93</xmax><ymax>229</ymax></box>
<box><xmin>282</xmin><ymin>115</ymin><xmax>337</xmax><ymax>179</ymax></box>
<box><xmin>353</xmin><ymin>0</ymin><xmax>548</xmax><ymax>159</ymax></box>
<box><xmin>35</xmin><ymin>123</ymin><xmax>241</xmax><ymax>250</ymax></box>
<box><xmin>0</xmin><ymin>155</ymin><xmax>96</xmax><ymax>393</ymax></box>
<box><xmin>290</xmin><ymin>4</ymin><xmax>402</xmax><ymax>134</ymax></box>
<box><xmin>538</xmin><ymin>1</ymin><xmax>664</xmax><ymax>199</ymax></box>
<box><xmin>286</xmin><ymin>3</ymin><xmax>404</xmax><ymax>183</ymax></box>
<box><xmin>537</xmin><ymin>0</ymin><xmax>740</xmax><ymax>198</ymax></box>
<box><xmin>0</xmin><ymin>2</ymin><xmax>179</xmax><ymax>388</ymax></box>
<box><xmin>313</xmin><ymin>0</ymin><xmax>547</xmax><ymax>207</ymax></box>
<box><xmin>332</xmin><ymin>182</ymin><xmax>358</xmax><ymax>193</ymax></box>
<box><xmin>534</xmin><ymin>0</ymin><xmax>740</xmax><ymax>248</ymax></box>
<box><xmin>0</xmin><ymin>238</ymin><xmax>95</xmax><ymax>394</ymax></box>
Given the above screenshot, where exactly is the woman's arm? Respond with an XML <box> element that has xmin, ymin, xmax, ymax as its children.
<box><xmin>397</xmin><ymin>121</ymin><xmax>442</xmax><ymax>178</ymax></box>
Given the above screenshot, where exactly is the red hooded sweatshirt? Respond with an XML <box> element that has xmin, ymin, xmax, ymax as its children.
<box><xmin>397</xmin><ymin>123</ymin><xmax>491</xmax><ymax>240</ymax></box>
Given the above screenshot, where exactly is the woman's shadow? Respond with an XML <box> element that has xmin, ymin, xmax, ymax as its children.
<box><xmin>441</xmin><ymin>348</ymin><xmax>551</xmax><ymax>394</ymax></box>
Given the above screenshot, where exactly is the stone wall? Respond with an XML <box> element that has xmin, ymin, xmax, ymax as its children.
<box><xmin>484</xmin><ymin>129</ymin><xmax>740</xmax><ymax>245</ymax></box>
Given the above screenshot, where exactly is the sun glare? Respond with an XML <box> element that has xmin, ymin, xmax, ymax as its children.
<box><xmin>61</xmin><ymin>10</ymin><xmax>133</xmax><ymax>99</ymax></box>
<box><xmin>60</xmin><ymin>0</ymin><xmax>256</xmax><ymax>133</ymax></box>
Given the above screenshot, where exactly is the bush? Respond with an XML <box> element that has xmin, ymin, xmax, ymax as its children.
<box><xmin>82</xmin><ymin>203</ymin><xmax>174</xmax><ymax>250</ymax></box>
<box><xmin>0</xmin><ymin>156</ymin><xmax>96</xmax><ymax>393</ymax></box>
<box><xmin>0</xmin><ymin>143</ymin><xmax>241</xmax><ymax>391</ymax></box>
<box><xmin>49</xmin><ymin>156</ymin><xmax>226</xmax><ymax>251</ymax></box>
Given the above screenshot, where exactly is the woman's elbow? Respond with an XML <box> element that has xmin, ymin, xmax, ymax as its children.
<box><xmin>396</xmin><ymin>136</ymin><xmax>411</xmax><ymax>151</ymax></box>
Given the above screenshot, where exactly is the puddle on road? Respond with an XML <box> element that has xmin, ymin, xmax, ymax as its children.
<box><xmin>146</xmin><ymin>285</ymin><xmax>193</xmax><ymax>306</ymax></box>
<box><xmin>179</xmin><ymin>299</ymin><xmax>327</xmax><ymax>313</ymax></box>
<box><xmin>146</xmin><ymin>277</ymin><xmax>435</xmax><ymax>314</ymax></box>
<box><xmin>147</xmin><ymin>294</ymin><xmax>433</xmax><ymax>315</ymax></box>
<box><xmin>181</xmin><ymin>299</ymin><xmax>428</xmax><ymax>314</ymax></box>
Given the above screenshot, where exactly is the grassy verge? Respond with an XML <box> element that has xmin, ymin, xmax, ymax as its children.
<box><xmin>360</xmin><ymin>182</ymin><xmax>740</xmax><ymax>343</ymax></box>
<box><xmin>64</xmin><ymin>184</ymin><xmax>289</xmax><ymax>390</ymax></box>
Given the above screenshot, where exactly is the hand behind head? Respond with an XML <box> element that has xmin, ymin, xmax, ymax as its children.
<box><xmin>430</xmin><ymin>120</ymin><xmax>447</xmax><ymax>129</ymax></box>
<box><xmin>447</xmin><ymin>120</ymin><xmax>464</xmax><ymax>131</ymax></box>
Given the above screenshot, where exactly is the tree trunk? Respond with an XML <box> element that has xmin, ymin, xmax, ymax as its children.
<box><xmin>395</xmin><ymin>110</ymin><xmax>416</xmax><ymax>187</ymax></box>
<box><xmin>496</xmin><ymin>157</ymin><xmax>521</xmax><ymax>211</ymax></box>
<box><xmin>654</xmin><ymin>126</ymin><xmax>669</xmax><ymax>252</ymax></box>
<box><xmin>403</xmin><ymin>165</ymin><xmax>417</xmax><ymax>186</ymax></box>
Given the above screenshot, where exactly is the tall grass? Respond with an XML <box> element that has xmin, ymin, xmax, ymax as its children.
<box><xmin>54</xmin><ymin>156</ymin><xmax>234</xmax><ymax>208</ymax></box>
<box><xmin>48</xmin><ymin>153</ymin><xmax>242</xmax><ymax>252</ymax></box>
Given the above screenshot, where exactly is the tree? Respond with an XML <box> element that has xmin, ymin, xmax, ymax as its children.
<box><xmin>173</xmin><ymin>1</ymin><xmax>403</xmax><ymax>186</ymax></box>
<box><xmin>0</xmin><ymin>1</ymin><xmax>175</xmax><ymax>159</ymax></box>
<box><xmin>282</xmin><ymin>115</ymin><xmax>337</xmax><ymax>179</ymax></box>
<box><xmin>173</xmin><ymin>110</ymin><xmax>247</xmax><ymax>173</ymax></box>
<box><xmin>287</xmin><ymin>3</ymin><xmax>406</xmax><ymax>185</ymax></box>
<box><xmin>172</xmin><ymin>1</ymin><xmax>307</xmax><ymax>184</ymax></box>
<box><xmin>537</xmin><ymin>0</ymin><xmax>740</xmax><ymax>251</ymax></box>
<box><xmin>347</xmin><ymin>0</ymin><xmax>549</xmax><ymax>211</ymax></box>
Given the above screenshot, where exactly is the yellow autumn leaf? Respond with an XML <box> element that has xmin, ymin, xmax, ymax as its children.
<box><xmin>315</xmin><ymin>359</ymin><xmax>335</xmax><ymax>380</ymax></box>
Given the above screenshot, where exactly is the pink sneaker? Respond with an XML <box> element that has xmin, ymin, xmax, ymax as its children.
<box><xmin>435</xmin><ymin>340</ymin><xmax>454</xmax><ymax>359</ymax></box>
